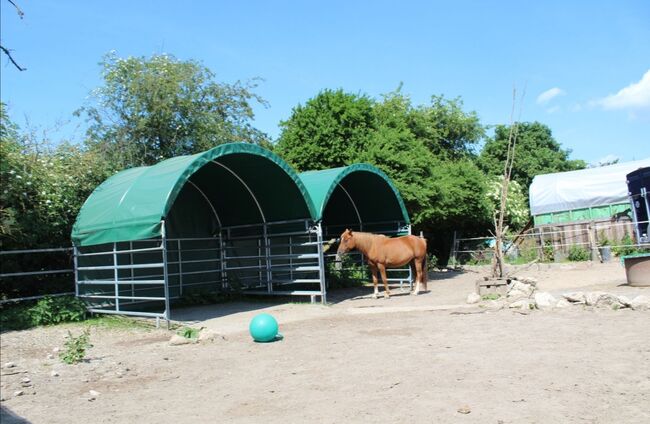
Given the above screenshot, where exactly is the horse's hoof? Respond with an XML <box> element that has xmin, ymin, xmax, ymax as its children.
<box><xmin>384</xmin><ymin>293</ymin><xmax>391</xmax><ymax>299</ymax></box>
<box><xmin>411</xmin><ymin>291</ymin><xmax>419</xmax><ymax>296</ymax></box>
<box><xmin>372</xmin><ymin>294</ymin><xmax>378</xmax><ymax>299</ymax></box>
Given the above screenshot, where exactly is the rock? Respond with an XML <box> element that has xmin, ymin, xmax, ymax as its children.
<box><xmin>534</xmin><ymin>292</ymin><xmax>557</xmax><ymax>309</ymax></box>
<box><xmin>466</xmin><ymin>293</ymin><xmax>481</xmax><ymax>304</ymax></box>
<box><xmin>485</xmin><ymin>299</ymin><xmax>506</xmax><ymax>310</ymax></box>
<box><xmin>89</xmin><ymin>390</ymin><xmax>100</xmax><ymax>397</ymax></box>
<box><xmin>21</xmin><ymin>377</ymin><xmax>30</xmax><ymax>384</ymax></box>
<box><xmin>46</xmin><ymin>354</ymin><xmax>54</xmax><ymax>360</ymax></box>
<box><xmin>518</xmin><ymin>276</ymin><xmax>538</xmax><ymax>286</ymax></box>
<box><xmin>198</xmin><ymin>330</ymin><xmax>221</xmax><ymax>343</ymax></box>
<box><xmin>563</xmin><ymin>292</ymin><xmax>586</xmax><ymax>303</ymax></box>
<box><xmin>13</xmin><ymin>390</ymin><xmax>24</xmax><ymax>397</ymax></box>
<box><xmin>457</xmin><ymin>406</ymin><xmax>471</xmax><ymax>414</ymax></box>
<box><xmin>52</xmin><ymin>347</ymin><xmax>60</xmax><ymax>353</ymax></box>
<box><xmin>508</xmin><ymin>281</ymin><xmax>535</xmax><ymax>297</ymax></box>
<box><xmin>506</xmin><ymin>289</ymin><xmax>528</xmax><ymax>300</ymax></box>
<box><xmin>585</xmin><ymin>292</ymin><xmax>624</xmax><ymax>309</ymax></box>
<box><xmin>630</xmin><ymin>295</ymin><xmax>650</xmax><ymax>311</ymax></box>
<box><xmin>617</xmin><ymin>296</ymin><xmax>632</xmax><ymax>307</ymax></box>
<box><xmin>509</xmin><ymin>299</ymin><xmax>534</xmax><ymax>310</ymax></box>
<box><xmin>50</xmin><ymin>370</ymin><xmax>59</xmax><ymax>377</ymax></box>
<box><xmin>169</xmin><ymin>334</ymin><xmax>194</xmax><ymax>346</ymax></box>
<box><xmin>555</xmin><ymin>299</ymin><xmax>571</xmax><ymax>308</ymax></box>
<box><xmin>3</xmin><ymin>362</ymin><xmax>16</xmax><ymax>369</ymax></box>
<box><xmin>585</xmin><ymin>291</ymin><xmax>606</xmax><ymax>306</ymax></box>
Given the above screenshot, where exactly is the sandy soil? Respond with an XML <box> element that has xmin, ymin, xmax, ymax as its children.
<box><xmin>1</xmin><ymin>261</ymin><xmax>649</xmax><ymax>423</ymax></box>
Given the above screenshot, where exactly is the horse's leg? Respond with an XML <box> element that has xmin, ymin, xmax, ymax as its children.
<box><xmin>409</xmin><ymin>261</ymin><xmax>419</xmax><ymax>295</ymax></box>
<box><xmin>377</xmin><ymin>263</ymin><xmax>391</xmax><ymax>298</ymax></box>
<box><xmin>421</xmin><ymin>256</ymin><xmax>428</xmax><ymax>292</ymax></box>
<box><xmin>413</xmin><ymin>257</ymin><xmax>424</xmax><ymax>295</ymax></box>
<box><xmin>369</xmin><ymin>263</ymin><xmax>379</xmax><ymax>299</ymax></box>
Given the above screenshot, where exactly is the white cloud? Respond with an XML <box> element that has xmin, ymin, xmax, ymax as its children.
<box><xmin>593</xmin><ymin>69</ymin><xmax>650</xmax><ymax>111</ymax></box>
<box><xmin>546</xmin><ymin>105</ymin><xmax>560</xmax><ymax>114</ymax></box>
<box><xmin>536</xmin><ymin>87</ymin><xmax>565</xmax><ymax>104</ymax></box>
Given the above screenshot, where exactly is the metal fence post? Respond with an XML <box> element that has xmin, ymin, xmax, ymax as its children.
<box><xmin>113</xmin><ymin>242</ymin><xmax>119</xmax><ymax>313</ymax></box>
<box><xmin>73</xmin><ymin>246</ymin><xmax>79</xmax><ymax>297</ymax></box>
<box><xmin>316</xmin><ymin>222</ymin><xmax>327</xmax><ymax>304</ymax></box>
<box><xmin>177</xmin><ymin>239</ymin><xmax>183</xmax><ymax>296</ymax></box>
<box><xmin>264</xmin><ymin>223</ymin><xmax>272</xmax><ymax>294</ymax></box>
<box><xmin>161</xmin><ymin>221</ymin><xmax>171</xmax><ymax>327</ymax></box>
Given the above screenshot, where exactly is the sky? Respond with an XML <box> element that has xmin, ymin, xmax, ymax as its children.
<box><xmin>1</xmin><ymin>0</ymin><xmax>649</xmax><ymax>165</ymax></box>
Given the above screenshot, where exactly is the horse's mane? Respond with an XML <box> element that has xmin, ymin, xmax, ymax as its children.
<box><xmin>350</xmin><ymin>231</ymin><xmax>388</xmax><ymax>253</ymax></box>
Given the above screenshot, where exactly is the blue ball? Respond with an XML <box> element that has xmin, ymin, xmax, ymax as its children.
<box><xmin>249</xmin><ymin>313</ymin><xmax>279</xmax><ymax>342</ymax></box>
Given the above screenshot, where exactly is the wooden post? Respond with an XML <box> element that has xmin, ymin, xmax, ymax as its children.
<box><xmin>587</xmin><ymin>221</ymin><xmax>600</xmax><ymax>262</ymax></box>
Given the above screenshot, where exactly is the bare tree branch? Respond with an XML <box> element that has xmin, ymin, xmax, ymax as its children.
<box><xmin>0</xmin><ymin>44</ymin><xmax>27</xmax><ymax>71</ymax></box>
<box><xmin>2</xmin><ymin>0</ymin><xmax>27</xmax><ymax>70</ymax></box>
<box><xmin>7</xmin><ymin>0</ymin><xmax>25</xmax><ymax>18</ymax></box>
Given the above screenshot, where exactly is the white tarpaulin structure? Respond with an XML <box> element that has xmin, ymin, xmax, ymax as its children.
<box><xmin>529</xmin><ymin>158</ymin><xmax>650</xmax><ymax>216</ymax></box>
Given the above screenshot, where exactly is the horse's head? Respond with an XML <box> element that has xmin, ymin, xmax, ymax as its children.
<box><xmin>336</xmin><ymin>229</ymin><xmax>356</xmax><ymax>255</ymax></box>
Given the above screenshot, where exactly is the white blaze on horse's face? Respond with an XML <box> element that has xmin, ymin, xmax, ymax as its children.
<box><xmin>336</xmin><ymin>229</ymin><xmax>355</xmax><ymax>255</ymax></box>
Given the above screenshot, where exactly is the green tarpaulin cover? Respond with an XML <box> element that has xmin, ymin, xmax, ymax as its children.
<box><xmin>299</xmin><ymin>164</ymin><xmax>409</xmax><ymax>225</ymax></box>
<box><xmin>72</xmin><ymin>143</ymin><xmax>316</xmax><ymax>246</ymax></box>
<box><xmin>72</xmin><ymin>144</ymin><xmax>409</xmax><ymax>247</ymax></box>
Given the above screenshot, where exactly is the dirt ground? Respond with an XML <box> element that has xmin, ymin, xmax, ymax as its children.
<box><xmin>1</xmin><ymin>261</ymin><xmax>649</xmax><ymax>423</ymax></box>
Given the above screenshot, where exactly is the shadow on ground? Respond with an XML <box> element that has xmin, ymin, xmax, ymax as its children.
<box><xmin>0</xmin><ymin>406</ymin><xmax>30</xmax><ymax>424</ymax></box>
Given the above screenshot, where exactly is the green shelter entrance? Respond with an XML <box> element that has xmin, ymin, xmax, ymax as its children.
<box><xmin>72</xmin><ymin>143</ymin><xmax>325</xmax><ymax>322</ymax></box>
<box><xmin>72</xmin><ymin>145</ymin><xmax>412</xmax><ymax>323</ymax></box>
<box><xmin>299</xmin><ymin>165</ymin><xmax>412</xmax><ymax>290</ymax></box>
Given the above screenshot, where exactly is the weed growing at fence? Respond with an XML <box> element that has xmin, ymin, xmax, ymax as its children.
<box><xmin>568</xmin><ymin>245</ymin><xmax>590</xmax><ymax>262</ymax></box>
<box><xmin>543</xmin><ymin>240</ymin><xmax>555</xmax><ymax>262</ymax></box>
<box><xmin>481</xmin><ymin>293</ymin><xmax>501</xmax><ymax>301</ymax></box>
<box><xmin>178</xmin><ymin>327</ymin><xmax>200</xmax><ymax>339</ymax></box>
<box><xmin>326</xmin><ymin>255</ymin><xmax>367</xmax><ymax>289</ymax></box>
<box><xmin>30</xmin><ymin>296</ymin><xmax>87</xmax><ymax>325</ymax></box>
<box><xmin>0</xmin><ymin>295</ymin><xmax>87</xmax><ymax>331</ymax></box>
<box><xmin>60</xmin><ymin>328</ymin><xmax>92</xmax><ymax>364</ymax></box>
<box><xmin>612</xmin><ymin>233</ymin><xmax>637</xmax><ymax>257</ymax></box>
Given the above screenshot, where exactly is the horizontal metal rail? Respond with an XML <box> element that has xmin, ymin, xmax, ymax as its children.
<box><xmin>0</xmin><ymin>269</ymin><xmax>73</xmax><ymax>278</ymax></box>
<box><xmin>78</xmin><ymin>279</ymin><xmax>165</xmax><ymax>285</ymax></box>
<box><xmin>245</xmin><ymin>289</ymin><xmax>323</xmax><ymax>296</ymax></box>
<box><xmin>0</xmin><ymin>247</ymin><xmax>73</xmax><ymax>255</ymax></box>
<box><xmin>76</xmin><ymin>263</ymin><xmax>164</xmax><ymax>271</ymax></box>
<box><xmin>76</xmin><ymin>245</ymin><xmax>163</xmax><ymax>257</ymax></box>
<box><xmin>0</xmin><ymin>292</ymin><xmax>75</xmax><ymax>305</ymax></box>
<box><xmin>79</xmin><ymin>294</ymin><xmax>166</xmax><ymax>301</ymax></box>
<box><xmin>86</xmin><ymin>308</ymin><xmax>165</xmax><ymax>319</ymax></box>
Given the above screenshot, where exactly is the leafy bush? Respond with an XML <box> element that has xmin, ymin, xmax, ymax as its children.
<box><xmin>542</xmin><ymin>240</ymin><xmax>555</xmax><ymax>263</ymax></box>
<box><xmin>326</xmin><ymin>255</ymin><xmax>367</xmax><ymax>289</ymax></box>
<box><xmin>59</xmin><ymin>329</ymin><xmax>92</xmax><ymax>364</ymax></box>
<box><xmin>0</xmin><ymin>303</ymin><xmax>33</xmax><ymax>331</ymax></box>
<box><xmin>612</xmin><ymin>233</ymin><xmax>637</xmax><ymax>257</ymax></box>
<box><xmin>30</xmin><ymin>296</ymin><xmax>87</xmax><ymax>325</ymax></box>
<box><xmin>427</xmin><ymin>253</ymin><xmax>438</xmax><ymax>271</ymax></box>
<box><xmin>567</xmin><ymin>245</ymin><xmax>590</xmax><ymax>262</ymax></box>
<box><xmin>0</xmin><ymin>296</ymin><xmax>87</xmax><ymax>331</ymax></box>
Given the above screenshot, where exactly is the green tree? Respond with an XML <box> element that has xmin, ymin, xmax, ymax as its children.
<box><xmin>1</xmin><ymin>105</ymin><xmax>115</xmax><ymax>248</ymax></box>
<box><xmin>274</xmin><ymin>89</ymin><xmax>376</xmax><ymax>170</ymax></box>
<box><xmin>485</xmin><ymin>176</ymin><xmax>530</xmax><ymax>231</ymax></box>
<box><xmin>76</xmin><ymin>52</ymin><xmax>269</xmax><ymax>167</ymax></box>
<box><xmin>408</xmin><ymin>95</ymin><xmax>485</xmax><ymax>159</ymax></box>
<box><xmin>358</xmin><ymin>93</ymin><xmax>438</xmax><ymax>225</ymax></box>
<box><xmin>478</xmin><ymin>121</ymin><xmax>586</xmax><ymax>194</ymax></box>
<box><xmin>275</xmin><ymin>88</ymin><xmax>494</xmax><ymax>261</ymax></box>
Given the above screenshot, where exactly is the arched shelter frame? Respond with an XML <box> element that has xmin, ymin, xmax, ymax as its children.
<box><xmin>71</xmin><ymin>143</ymin><xmax>327</xmax><ymax>324</ymax></box>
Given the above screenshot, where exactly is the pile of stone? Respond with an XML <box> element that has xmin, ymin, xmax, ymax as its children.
<box><xmin>467</xmin><ymin>276</ymin><xmax>650</xmax><ymax>311</ymax></box>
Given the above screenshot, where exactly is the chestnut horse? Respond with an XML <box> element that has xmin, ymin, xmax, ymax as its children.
<box><xmin>336</xmin><ymin>229</ymin><xmax>427</xmax><ymax>298</ymax></box>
